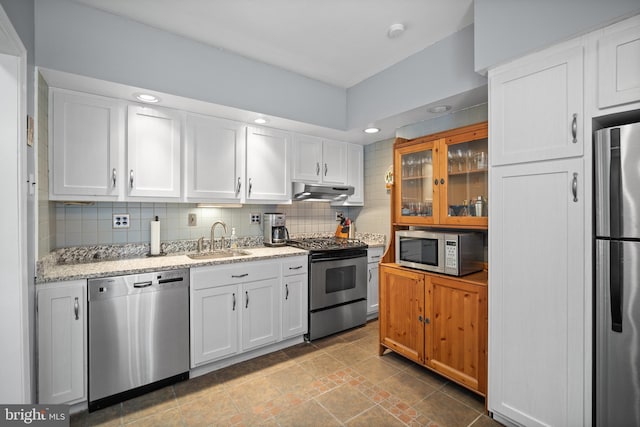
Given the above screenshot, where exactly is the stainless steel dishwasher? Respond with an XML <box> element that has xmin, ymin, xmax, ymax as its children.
<box><xmin>88</xmin><ymin>268</ymin><xmax>189</xmax><ymax>411</ymax></box>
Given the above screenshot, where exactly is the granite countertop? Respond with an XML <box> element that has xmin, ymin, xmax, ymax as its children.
<box><xmin>37</xmin><ymin>233</ymin><xmax>386</xmax><ymax>284</ymax></box>
<box><xmin>37</xmin><ymin>246</ymin><xmax>309</xmax><ymax>284</ymax></box>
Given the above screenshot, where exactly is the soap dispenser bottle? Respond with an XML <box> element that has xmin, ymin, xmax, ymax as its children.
<box><xmin>230</xmin><ymin>227</ymin><xmax>238</xmax><ymax>249</ymax></box>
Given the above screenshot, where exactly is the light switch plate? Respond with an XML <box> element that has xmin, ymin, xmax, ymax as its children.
<box><xmin>188</xmin><ymin>213</ymin><xmax>197</xmax><ymax>226</ymax></box>
<box><xmin>113</xmin><ymin>214</ymin><xmax>130</xmax><ymax>228</ymax></box>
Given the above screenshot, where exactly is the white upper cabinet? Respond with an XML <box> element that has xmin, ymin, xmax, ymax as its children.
<box><xmin>490</xmin><ymin>41</ymin><xmax>584</xmax><ymax>165</ymax></box>
<box><xmin>245</xmin><ymin>126</ymin><xmax>291</xmax><ymax>202</ymax></box>
<box><xmin>292</xmin><ymin>134</ymin><xmax>347</xmax><ymax>185</ymax></box>
<box><xmin>185</xmin><ymin>114</ymin><xmax>245</xmax><ymax>202</ymax></box>
<box><xmin>127</xmin><ymin>105</ymin><xmax>182</xmax><ymax>200</ymax></box>
<box><xmin>49</xmin><ymin>89</ymin><xmax>123</xmax><ymax>201</ymax></box>
<box><xmin>333</xmin><ymin>143</ymin><xmax>364</xmax><ymax>206</ymax></box>
<box><xmin>598</xmin><ymin>15</ymin><xmax>640</xmax><ymax>109</ymax></box>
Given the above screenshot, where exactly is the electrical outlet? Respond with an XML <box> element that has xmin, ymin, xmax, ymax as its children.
<box><xmin>335</xmin><ymin>211</ymin><xmax>344</xmax><ymax>221</ymax></box>
<box><xmin>113</xmin><ymin>214</ymin><xmax>130</xmax><ymax>228</ymax></box>
<box><xmin>250</xmin><ymin>213</ymin><xmax>261</xmax><ymax>224</ymax></box>
<box><xmin>188</xmin><ymin>213</ymin><xmax>197</xmax><ymax>226</ymax></box>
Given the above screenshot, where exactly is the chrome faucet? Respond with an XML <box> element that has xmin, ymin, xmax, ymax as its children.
<box><xmin>210</xmin><ymin>220</ymin><xmax>228</xmax><ymax>251</ymax></box>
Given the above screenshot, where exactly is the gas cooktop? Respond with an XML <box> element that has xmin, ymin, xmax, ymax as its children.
<box><xmin>287</xmin><ymin>237</ymin><xmax>368</xmax><ymax>251</ymax></box>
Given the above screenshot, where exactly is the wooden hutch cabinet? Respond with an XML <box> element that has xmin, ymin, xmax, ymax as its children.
<box><xmin>379</xmin><ymin>122</ymin><xmax>489</xmax><ymax>397</ymax></box>
<box><xmin>394</xmin><ymin>122</ymin><xmax>488</xmax><ymax>228</ymax></box>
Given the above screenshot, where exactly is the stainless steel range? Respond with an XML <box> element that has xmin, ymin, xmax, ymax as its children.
<box><xmin>288</xmin><ymin>237</ymin><xmax>368</xmax><ymax>341</ymax></box>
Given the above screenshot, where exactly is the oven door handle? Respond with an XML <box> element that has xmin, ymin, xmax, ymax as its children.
<box><xmin>310</xmin><ymin>253</ymin><xmax>367</xmax><ymax>262</ymax></box>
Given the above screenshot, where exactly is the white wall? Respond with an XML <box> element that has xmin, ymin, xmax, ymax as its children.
<box><xmin>34</xmin><ymin>0</ymin><xmax>347</xmax><ymax>131</ymax></box>
<box><xmin>347</xmin><ymin>25</ymin><xmax>486</xmax><ymax>130</ymax></box>
<box><xmin>474</xmin><ymin>0</ymin><xmax>640</xmax><ymax>71</ymax></box>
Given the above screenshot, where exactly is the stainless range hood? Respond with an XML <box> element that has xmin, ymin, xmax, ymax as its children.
<box><xmin>292</xmin><ymin>182</ymin><xmax>354</xmax><ymax>201</ymax></box>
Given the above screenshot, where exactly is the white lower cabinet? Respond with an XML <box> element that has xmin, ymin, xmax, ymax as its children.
<box><xmin>37</xmin><ymin>280</ymin><xmax>86</xmax><ymax>405</ymax></box>
<box><xmin>281</xmin><ymin>257</ymin><xmax>308</xmax><ymax>339</ymax></box>
<box><xmin>191</xmin><ymin>258</ymin><xmax>309</xmax><ymax>368</ymax></box>
<box><xmin>367</xmin><ymin>247</ymin><xmax>383</xmax><ymax>317</ymax></box>
<box><xmin>489</xmin><ymin>158</ymin><xmax>586</xmax><ymax>426</ymax></box>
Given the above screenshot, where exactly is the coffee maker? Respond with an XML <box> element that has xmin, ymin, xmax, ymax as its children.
<box><xmin>263</xmin><ymin>213</ymin><xmax>289</xmax><ymax>246</ymax></box>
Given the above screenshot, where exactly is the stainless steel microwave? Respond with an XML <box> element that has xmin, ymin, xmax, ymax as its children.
<box><xmin>395</xmin><ymin>230</ymin><xmax>484</xmax><ymax>276</ymax></box>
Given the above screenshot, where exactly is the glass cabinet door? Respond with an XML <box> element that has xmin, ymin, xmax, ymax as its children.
<box><xmin>442</xmin><ymin>137</ymin><xmax>488</xmax><ymax>223</ymax></box>
<box><xmin>396</xmin><ymin>141</ymin><xmax>437</xmax><ymax>224</ymax></box>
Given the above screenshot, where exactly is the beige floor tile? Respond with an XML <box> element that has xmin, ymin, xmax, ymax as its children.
<box><xmin>314</xmin><ymin>384</ymin><xmax>375</xmax><ymax>423</ymax></box>
<box><xmin>275</xmin><ymin>399</ymin><xmax>341</xmax><ymax>427</ymax></box>
<box><xmin>470</xmin><ymin>414</ymin><xmax>504</xmax><ymax>427</ymax></box>
<box><xmin>441</xmin><ymin>381</ymin><xmax>486</xmax><ymax>413</ymax></box>
<box><xmin>298</xmin><ymin>352</ymin><xmax>346</xmax><ymax>378</ymax></box>
<box><xmin>282</xmin><ymin>342</ymin><xmax>321</xmax><ymax>361</ymax></box>
<box><xmin>173</xmin><ymin>372</ymin><xmax>224</xmax><ymax>404</ymax></box>
<box><xmin>179</xmin><ymin>390</ymin><xmax>239</xmax><ymax>426</ymax></box>
<box><xmin>264</xmin><ymin>364</ymin><xmax>317</xmax><ymax>394</ymax></box>
<box><xmin>81</xmin><ymin>405</ymin><xmax>123</xmax><ymax>427</ymax></box>
<box><xmin>413</xmin><ymin>391</ymin><xmax>480</xmax><ymax>427</ymax></box>
<box><xmin>351</xmin><ymin>355</ymin><xmax>401</xmax><ymax>384</ymax></box>
<box><xmin>122</xmin><ymin>407</ymin><xmax>182</xmax><ymax>427</ymax></box>
<box><xmin>378</xmin><ymin>371</ymin><xmax>438</xmax><ymax>405</ymax></box>
<box><xmin>345</xmin><ymin>405</ymin><xmax>405</xmax><ymax>427</ymax></box>
<box><xmin>325</xmin><ymin>342</ymin><xmax>374</xmax><ymax>366</ymax></box>
<box><xmin>121</xmin><ymin>387</ymin><xmax>177</xmax><ymax>424</ymax></box>
<box><xmin>226</xmin><ymin>375</ymin><xmax>283</xmax><ymax>412</ymax></box>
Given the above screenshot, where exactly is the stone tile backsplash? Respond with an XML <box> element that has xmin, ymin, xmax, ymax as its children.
<box><xmin>54</xmin><ymin>201</ymin><xmax>356</xmax><ymax>248</ymax></box>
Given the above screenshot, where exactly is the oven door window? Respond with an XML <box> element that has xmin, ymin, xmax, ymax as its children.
<box><xmin>400</xmin><ymin>237</ymin><xmax>438</xmax><ymax>266</ymax></box>
<box><xmin>309</xmin><ymin>256</ymin><xmax>367</xmax><ymax>311</ymax></box>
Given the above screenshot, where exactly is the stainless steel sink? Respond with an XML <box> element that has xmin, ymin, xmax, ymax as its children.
<box><xmin>187</xmin><ymin>249</ymin><xmax>251</xmax><ymax>260</ymax></box>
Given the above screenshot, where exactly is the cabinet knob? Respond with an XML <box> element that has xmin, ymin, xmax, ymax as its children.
<box><xmin>440</xmin><ymin>178</ymin><xmax>445</xmax><ymax>185</ymax></box>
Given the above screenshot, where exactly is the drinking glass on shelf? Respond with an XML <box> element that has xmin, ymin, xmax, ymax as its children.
<box><xmin>455</xmin><ymin>149</ymin><xmax>464</xmax><ymax>171</ymax></box>
<box><xmin>466</xmin><ymin>150</ymin><xmax>474</xmax><ymax>171</ymax></box>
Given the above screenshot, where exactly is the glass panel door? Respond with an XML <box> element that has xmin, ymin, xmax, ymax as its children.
<box><xmin>445</xmin><ymin>138</ymin><xmax>488</xmax><ymax>218</ymax></box>
<box><xmin>400</xmin><ymin>148</ymin><xmax>434</xmax><ymax>220</ymax></box>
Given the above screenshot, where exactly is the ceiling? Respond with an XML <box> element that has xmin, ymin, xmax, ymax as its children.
<box><xmin>70</xmin><ymin>0</ymin><xmax>475</xmax><ymax>88</ymax></box>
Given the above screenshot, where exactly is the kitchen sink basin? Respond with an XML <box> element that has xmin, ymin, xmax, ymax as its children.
<box><xmin>187</xmin><ymin>249</ymin><xmax>251</xmax><ymax>260</ymax></box>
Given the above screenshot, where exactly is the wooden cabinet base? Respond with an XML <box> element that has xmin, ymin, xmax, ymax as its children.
<box><xmin>378</xmin><ymin>263</ymin><xmax>487</xmax><ymax>397</ymax></box>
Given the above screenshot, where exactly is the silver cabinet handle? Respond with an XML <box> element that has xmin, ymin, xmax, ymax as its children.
<box><xmin>572</xmin><ymin>113</ymin><xmax>578</xmax><ymax>144</ymax></box>
<box><xmin>236</xmin><ymin>177</ymin><xmax>241</xmax><ymax>195</ymax></box>
<box><xmin>289</xmin><ymin>265</ymin><xmax>303</xmax><ymax>270</ymax></box>
<box><xmin>248</xmin><ymin>178</ymin><xmax>252</xmax><ymax>197</ymax></box>
<box><xmin>370</xmin><ymin>255</ymin><xmax>381</xmax><ymax>260</ymax></box>
<box><xmin>231</xmin><ymin>273</ymin><xmax>248</xmax><ymax>278</ymax></box>
<box><xmin>112</xmin><ymin>168</ymin><xmax>117</xmax><ymax>188</ymax></box>
<box><xmin>245</xmin><ymin>291</ymin><xmax>249</xmax><ymax>308</ymax></box>
<box><xmin>285</xmin><ymin>284</ymin><xmax>289</xmax><ymax>300</ymax></box>
<box><xmin>129</xmin><ymin>170</ymin><xmax>134</xmax><ymax>188</ymax></box>
<box><xmin>324</xmin><ymin>163</ymin><xmax>328</xmax><ymax>176</ymax></box>
<box><xmin>572</xmin><ymin>172</ymin><xmax>578</xmax><ymax>202</ymax></box>
<box><xmin>369</xmin><ymin>270</ymin><xmax>372</xmax><ymax>282</ymax></box>
<box><xmin>74</xmin><ymin>297</ymin><xmax>79</xmax><ymax>320</ymax></box>
<box><xmin>232</xmin><ymin>293</ymin><xmax>236</xmax><ymax>311</ymax></box>
<box><xmin>316</xmin><ymin>162</ymin><xmax>320</xmax><ymax>176</ymax></box>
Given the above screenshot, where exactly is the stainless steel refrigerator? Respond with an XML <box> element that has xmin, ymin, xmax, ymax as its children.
<box><xmin>595</xmin><ymin>121</ymin><xmax>640</xmax><ymax>427</ymax></box>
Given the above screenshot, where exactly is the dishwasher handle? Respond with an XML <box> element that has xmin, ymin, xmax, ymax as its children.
<box><xmin>133</xmin><ymin>281</ymin><xmax>153</xmax><ymax>288</ymax></box>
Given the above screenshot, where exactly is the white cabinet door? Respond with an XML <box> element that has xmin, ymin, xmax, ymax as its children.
<box><xmin>282</xmin><ymin>274</ymin><xmax>307</xmax><ymax>339</ymax></box>
<box><xmin>37</xmin><ymin>280</ymin><xmax>86</xmax><ymax>404</ymax></box>
<box><xmin>246</xmin><ymin>126</ymin><xmax>291</xmax><ymax>202</ymax></box>
<box><xmin>333</xmin><ymin>143</ymin><xmax>364</xmax><ymax>206</ymax></box>
<box><xmin>127</xmin><ymin>105</ymin><xmax>182</xmax><ymax>199</ymax></box>
<box><xmin>490</xmin><ymin>42</ymin><xmax>584</xmax><ymax>165</ymax></box>
<box><xmin>242</xmin><ymin>278</ymin><xmax>280</xmax><ymax>351</ymax></box>
<box><xmin>292</xmin><ymin>134</ymin><xmax>323</xmax><ymax>183</ymax></box>
<box><xmin>598</xmin><ymin>15</ymin><xmax>640</xmax><ymax>109</ymax></box>
<box><xmin>191</xmin><ymin>284</ymin><xmax>239</xmax><ymax>366</ymax></box>
<box><xmin>185</xmin><ymin>114</ymin><xmax>245</xmax><ymax>202</ymax></box>
<box><xmin>50</xmin><ymin>89</ymin><xmax>122</xmax><ymax>200</ymax></box>
<box><xmin>367</xmin><ymin>247</ymin><xmax>384</xmax><ymax>316</ymax></box>
<box><xmin>489</xmin><ymin>158</ymin><xmax>586</xmax><ymax>427</ymax></box>
<box><xmin>321</xmin><ymin>139</ymin><xmax>347</xmax><ymax>185</ymax></box>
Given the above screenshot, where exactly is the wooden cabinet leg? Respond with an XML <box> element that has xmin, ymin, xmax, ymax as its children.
<box><xmin>378</xmin><ymin>344</ymin><xmax>386</xmax><ymax>356</ymax></box>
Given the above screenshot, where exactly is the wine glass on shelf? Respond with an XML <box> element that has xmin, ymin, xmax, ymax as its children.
<box><xmin>455</xmin><ymin>149</ymin><xmax>464</xmax><ymax>172</ymax></box>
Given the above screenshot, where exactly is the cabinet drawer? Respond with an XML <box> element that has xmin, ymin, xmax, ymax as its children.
<box><xmin>282</xmin><ymin>257</ymin><xmax>308</xmax><ymax>276</ymax></box>
<box><xmin>192</xmin><ymin>261</ymin><xmax>279</xmax><ymax>290</ymax></box>
<box><xmin>368</xmin><ymin>247</ymin><xmax>384</xmax><ymax>263</ymax></box>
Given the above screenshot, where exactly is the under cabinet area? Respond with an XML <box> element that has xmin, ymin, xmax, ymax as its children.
<box><xmin>37</xmin><ymin>280</ymin><xmax>86</xmax><ymax>405</ymax></box>
<box><xmin>379</xmin><ymin>264</ymin><xmax>487</xmax><ymax>396</ymax></box>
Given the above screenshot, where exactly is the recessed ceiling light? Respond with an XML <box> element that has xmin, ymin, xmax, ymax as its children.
<box><xmin>364</xmin><ymin>127</ymin><xmax>380</xmax><ymax>134</ymax></box>
<box><xmin>254</xmin><ymin>117</ymin><xmax>268</xmax><ymax>124</ymax></box>
<box><xmin>428</xmin><ymin>105</ymin><xmax>451</xmax><ymax>114</ymax></box>
<box><xmin>134</xmin><ymin>93</ymin><xmax>160</xmax><ymax>103</ymax></box>
<box><xmin>387</xmin><ymin>23</ymin><xmax>405</xmax><ymax>39</ymax></box>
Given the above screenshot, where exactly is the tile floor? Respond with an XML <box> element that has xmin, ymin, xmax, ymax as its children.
<box><xmin>71</xmin><ymin>320</ymin><xmax>501</xmax><ymax>427</ymax></box>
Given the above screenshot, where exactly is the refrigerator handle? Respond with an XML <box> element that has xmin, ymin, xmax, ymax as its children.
<box><xmin>610</xmin><ymin>241</ymin><xmax>623</xmax><ymax>333</ymax></box>
<box><xmin>610</xmin><ymin>128</ymin><xmax>622</xmax><ymax>238</ymax></box>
